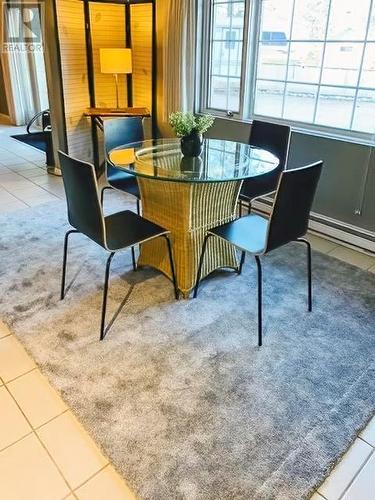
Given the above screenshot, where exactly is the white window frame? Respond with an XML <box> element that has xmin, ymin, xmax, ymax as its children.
<box><xmin>199</xmin><ymin>0</ymin><xmax>375</xmax><ymax>146</ymax></box>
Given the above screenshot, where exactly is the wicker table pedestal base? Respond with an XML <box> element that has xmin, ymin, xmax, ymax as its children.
<box><xmin>137</xmin><ymin>178</ymin><xmax>242</xmax><ymax>297</ymax></box>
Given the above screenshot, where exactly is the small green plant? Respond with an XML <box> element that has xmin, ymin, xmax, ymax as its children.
<box><xmin>169</xmin><ymin>112</ymin><xmax>215</xmax><ymax>137</ymax></box>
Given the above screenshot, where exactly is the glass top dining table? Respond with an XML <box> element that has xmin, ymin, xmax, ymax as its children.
<box><xmin>108</xmin><ymin>138</ymin><xmax>280</xmax><ymax>297</ymax></box>
<box><xmin>108</xmin><ymin>138</ymin><xmax>279</xmax><ymax>183</ymax></box>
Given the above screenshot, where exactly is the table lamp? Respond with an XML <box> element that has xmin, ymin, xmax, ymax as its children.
<box><xmin>100</xmin><ymin>48</ymin><xmax>132</xmax><ymax>108</ymax></box>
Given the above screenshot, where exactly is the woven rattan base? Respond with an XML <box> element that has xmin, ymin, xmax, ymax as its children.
<box><xmin>137</xmin><ymin>178</ymin><xmax>242</xmax><ymax>297</ymax></box>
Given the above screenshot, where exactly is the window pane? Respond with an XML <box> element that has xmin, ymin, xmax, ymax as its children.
<box><xmin>360</xmin><ymin>43</ymin><xmax>375</xmax><ymax>88</ymax></box>
<box><xmin>291</xmin><ymin>0</ymin><xmax>330</xmax><ymax>40</ymax></box>
<box><xmin>204</xmin><ymin>0</ymin><xmax>375</xmax><ymax>137</ymax></box>
<box><xmin>283</xmin><ymin>83</ymin><xmax>318</xmax><ymax>122</ymax></box>
<box><xmin>287</xmin><ymin>42</ymin><xmax>324</xmax><ymax>83</ymax></box>
<box><xmin>209</xmin><ymin>76</ymin><xmax>241</xmax><ymax>112</ymax></box>
<box><xmin>260</xmin><ymin>0</ymin><xmax>294</xmax><ymax>41</ymax></box>
<box><xmin>209</xmin><ymin>76</ymin><xmax>229</xmax><ymax>109</ymax></box>
<box><xmin>213</xmin><ymin>2</ymin><xmax>245</xmax><ymax>41</ymax></box>
<box><xmin>211</xmin><ymin>41</ymin><xmax>243</xmax><ymax>77</ymax></box>
<box><xmin>369</xmin><ymin>4</ymin><xmax>375</xmax><ymax>40</ymax></box>
<box><xmin>254</xmin><ymin>80</ymin><xmax>284</xmax><ymax>117</ymax></box>
<box><xmin>352</xmin><ymin>89</ymin><xmax>375</xmax><ymax>133</ymax></box>
<box><xmin>321</xmin><ymin>43</ymin><xmax>363</xmax><ymax>86</ymax></box>
<box><xmin>208</xmin><ymin>0</ymin><xmax>245</xmax><ymax>111</ymax></box>
<box><xmin>327</xmin><ymin>0</ymin><xmax>371</xmax><ymax>41</ymax></box>
<box><xmin>315</xmin><ymin>86</ymin><xmax>356</xmax><ymax>129</ymax></box>
<box><xmin>257</xmin><ymin>42</ymin><xmax>289</xmax><ymax>80</ymax></box>
<box><xmin>228</xmin><ymin>78</ymin><xmax>241</xmax><ymax>110</ymax></box>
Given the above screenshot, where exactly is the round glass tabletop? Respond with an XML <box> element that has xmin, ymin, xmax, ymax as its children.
<box><xmin>108</xmin><ymin>138</ymin><xmax>279</xmax><ymax>183</ymax></box>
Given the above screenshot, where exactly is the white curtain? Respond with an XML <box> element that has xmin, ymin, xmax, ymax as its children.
<box><xmin>5</xmin><ymin>1</ymin><xmax>48</xmax><ymax>125</ymax></box>
<box><xmin>162</xmin><ymin>0</ymin><xmax>197</xmax><ymax>125</ymax></box>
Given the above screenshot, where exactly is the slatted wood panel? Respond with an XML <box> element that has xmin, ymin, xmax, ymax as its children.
<box><xmin>89</xmin><ymin>3</ymin><xmax>127</xmax><ymax>108</ymax></box>
<box><xmin>56</xmin><ymin>0</ymin><xmax>92</xmax><ymax>160</ymax></box>
<box><xmin>55</xmin><ymin>0</ymin><xmax>153</xmax><ymax>162</ymax></box>
<box><xmin>131</xmin><ymin>3</ymin><xmax>152</xmax><ymax>111</ymax></box>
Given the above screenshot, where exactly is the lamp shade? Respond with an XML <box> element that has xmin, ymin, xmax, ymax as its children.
<box><xmin>100</xmin><ymin>48</ymin><xmax>132</xmax><ymax>74</ymax></box>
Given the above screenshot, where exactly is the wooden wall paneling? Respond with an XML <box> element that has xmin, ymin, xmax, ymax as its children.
<box><xmin>89</xmin><ymin>2</ymin><xmax>127</xmax><ymax>165</ymax></box>
<box><xmin>131</xmin><ymin>3</ymin><xmax>152</xmax><ymax>112</ymax></box>
<box><xmin>89</xmin><ymin>3</ymin><xmax>127</xmax><ymax>108</ymax></box>
<box><xmin>55</xmin><ymin>0</ymin><xmax>92</xmax><ymax>161</ymax></box>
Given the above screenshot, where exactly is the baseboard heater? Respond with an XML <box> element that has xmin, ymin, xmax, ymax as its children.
<box><xmin>252</xmin><ymin>198</ymin><xmax>375</xmax><ymax>255</ymax></box>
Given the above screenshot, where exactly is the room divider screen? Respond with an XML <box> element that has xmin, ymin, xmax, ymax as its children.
<box><xmin>83</xmin><ymin>0</ymin><xmax>157</xmax><ymax>171</ymax></box>
<box><xmin>53</xmin><ymin>0</ymin><xmax>156</xmax><ymax>172</ymax></box>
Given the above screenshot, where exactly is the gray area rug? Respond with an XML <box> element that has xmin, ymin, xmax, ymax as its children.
<box><xmin>0</xmin><ymin>195</ymin><xmax>374</xmax><ymax>500</ymax></box>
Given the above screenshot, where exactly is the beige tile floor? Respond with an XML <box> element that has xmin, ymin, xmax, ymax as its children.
<box><xmin>0</xmin><ymin>124</ymin><xmax>374</xmax><ymax>499</ymax></box>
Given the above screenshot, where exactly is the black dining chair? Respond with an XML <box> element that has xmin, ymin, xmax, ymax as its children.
<box><xmin>239</xmin><ymin>120</ymin><xmax>291</xmax><ymax>215</ymax></box>
<box><xmin>58</xmin><ymin>151</ymin><xmax>178</xmax><ymax>341</ymax></box>
<box><xmin>101</xmin><ymin>117</ymin><xmax>144</xmax><ymax>214</ymax></box>
<box><xmin>194</xmin><ymin>161</ymin><xmax>323</xmax><ymax>347</ymax></box>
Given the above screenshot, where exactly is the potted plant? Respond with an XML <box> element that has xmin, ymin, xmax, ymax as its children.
<box><xmin>169</xmin><ymin>112</ymin><xmax>215</xmax><ymax>157</ymax></box>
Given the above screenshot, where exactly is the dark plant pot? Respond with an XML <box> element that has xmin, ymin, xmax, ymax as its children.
<box><xmin>180</xmin><ymin>156</ymin><xmax>203</xmax><ymax>174</ymax></box>
<box><xmin>180</xmin><ymin>132</ymin><xmax>203</xmax><ymax>157</ymax></box>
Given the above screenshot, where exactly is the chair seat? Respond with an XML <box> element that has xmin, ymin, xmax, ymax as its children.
<box><xmin>105</xmin><ymin>210</ymin><xmax>168</xmax><ymax>251</ymax></box>
<box><xmin>107</xmin><ymin>165</ymin><xmax>140</xmax><ymax>199</ymax></box>
<box><xmin>209</xmin><ymin>214</ymin><xmax>268</xmax><ymax>255</ymax></box>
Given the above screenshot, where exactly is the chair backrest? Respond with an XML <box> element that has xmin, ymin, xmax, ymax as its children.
<box><xmin>265</xmin><ymin>161</ymin><xmax>323</xmax><ymax>253</ymax></box>
<box><xmin>249</xmin><ymin>120</ymin><xmax>291</xmax><ymax>170</ymax></box>
<box><xmin>58</xmin><ymin>151</ymin><xmax>106</xmax><ymax>247</ymax></box>
<box><xmin>241</xmin><ymin>120</ymin><xmax>291</xmax><ymax>200</ymax></box>
<box><xmin>103</xmin><ymin>117</ymin><xmax>144</xmax><ymax>154</ymax></box>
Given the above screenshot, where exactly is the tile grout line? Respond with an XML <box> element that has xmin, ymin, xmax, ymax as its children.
<box><xmin>326</xmin><ymin>243</ymin><xmax>375</xmax><ymax>261</ymax></box>
<box><xmin>0</xmin><ymin>430</ymin><xmax>34</xmax><ymax>454</ymax></box>
<box><xmin>336</xmin><ymin>446</ymin><xmax>375</xmax><ymax>500</ymax></box>
<box><xmin>358</xmin><ymin>434</ymin><xmax>375</xmax><ymax>449</ymax></box>
<box><xmin>325</xmin><ymin>246</ymin><xmax>375</xmax><ymax>269</ymax></box>
<box><xmin>3</xmin><ymin>366</ymin><xmax>38</xmax><ymax>385</ymax></box>
<box><xmin>1</xmin><ymin>382</ymin><xmax>75</xmax><ymax>497</ymax></box>
<box><xmin>0</xmin><ymin>145</ymin><xmax>63</xmax><ymax>201</ymax></box>
<box><xmin>34</xmin><ymin>409</ymin><xmax>70</xmax><ymax>431</ymax></box>
<box><xmin>71</xmin><ymin>463</ymin><xmax>110</xmax><ymax>493</ymax></box>
<box><xmin>0</xmin><ymin>180</ymin><xmax>60</xmax><ymax>207</ymax></box>
<box><xmin>306</xmin><ymin>231</ymin><xmax>375</xmax><ymax>264</ymax></box>
<box><xmin>63</xmin><ymin>493</ymin><xmax>78</xmax><ymax>500</ymax></box>
<box><xmin>0</xmin><ymin>142</ymin><xmax>46</xmax><ymax>164</ymax></box>
<box><xmin>1</xmin><ymin>333</ymin><xmax>115</xmax><ymax>496</ymax></box>
<box><xmin>0</xmin><ymin>327</ymin><xmax>120</xmax><ymax>495</ymax></box>
<box><xmin>316</xmin><ymin>442</ymin><xmax>374</xmax><ymax>500</ymax></box>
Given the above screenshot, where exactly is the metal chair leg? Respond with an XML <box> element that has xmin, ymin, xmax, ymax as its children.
<box><xmin>298</xmin><ymin>238</ymin><xmax>312</xmax><ymax>311</ymax></box>
<box><xmin>163</xmin><ymin>235</ymin><xmax>179</xmax><ymax>299</ymax></box>
<box><xmin>193</xmin><ymin>234</ymin><xmax>211</xmax><ymax>298</ymax></box>
<box><xmin>238</xmin><ymin>251</ymin><xmax>246</xmax><ymax>275</ymax></box>
<box><xmin>239</xmin><ymin>200</ymin><xmax>243</xmax><ymax>217</ymax></box>
<box><xmin>100</xmin><ymin>252</ymin><xmax>115</xmax><ymax>341</ymax></box>
<box><xmin>60</xmin><ymin>229</ymin><xmax>79</xmax><ymax>300</ymax></box>
<box><xmin>254</xmin><ymin>256</ymin><xmax>262</xmax><ymax>347</ymax></box>
<box><xmin>131</xmin><ymin>246</ymin><xmax>137</xmax><ymax>271</ymax></box>
<box><xmin>248</xmin><ymin>201</ymin><xmax>252</xmax><ymax>214</ymax></box>
<box><xmin>136</xmin><ymin>198</ymin><xmax>141</xmax><ymax>215</ymax></box>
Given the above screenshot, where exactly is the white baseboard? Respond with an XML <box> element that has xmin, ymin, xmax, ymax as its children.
<box><xmin>252</xmin><ymin>198</ymin><xmax>375</xmax><ymax>255</ymax></box>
